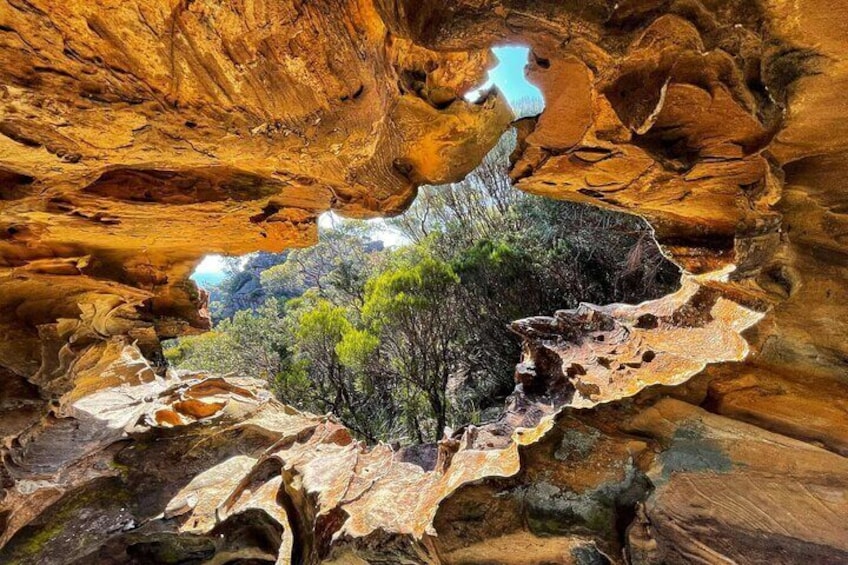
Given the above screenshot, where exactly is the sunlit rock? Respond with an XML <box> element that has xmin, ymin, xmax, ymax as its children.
<box><xmin>1</xmin><ymin>0</ymin><xmax>848</xmax><ymax>563</ymax></box>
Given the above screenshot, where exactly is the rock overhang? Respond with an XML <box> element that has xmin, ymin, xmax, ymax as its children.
<box><xmin>1</xmin><ymin>1</ymin><xmax>848</xmax><ymax>563</ymax></box>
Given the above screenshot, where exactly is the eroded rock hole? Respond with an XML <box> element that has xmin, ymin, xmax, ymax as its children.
<box><xmin>173</xmin><ymin>46</ymin><xmax>680</xmax><ymax>445</ymax></box>
<box><xmin>465</xmin><ymin>45</ymin><xmax>545</xmax><ymax>117</ymax></box>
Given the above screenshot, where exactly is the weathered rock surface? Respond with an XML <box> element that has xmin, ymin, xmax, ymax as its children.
<box><xmin>1</xmin><ymin>0</ymin><xmax>848</xmax><ymax>563</ymax></box>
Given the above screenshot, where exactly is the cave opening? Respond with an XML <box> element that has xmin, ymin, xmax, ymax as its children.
<box><xmin>176</xmin><ymin>166</ymin><xmax>681</xmax><ymax>445</ymax></box>
<box><xmin>3</xmin><ymin>2</ymin><xmax>836</xmax><ymax>561</ymax></box>
<box><xmin>464</xmin><ymin>45</ymin><xmax>546</xmax><ymax>117</ymax></box>
<box><xmin>176</xmin><ymin>45</ymin><xmax>683</xmax><ymax>446</ymax></box>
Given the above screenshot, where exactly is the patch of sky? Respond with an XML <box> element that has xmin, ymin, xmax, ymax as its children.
<box><xmin>191</xmin><ymin>255</ymin><xmax>239</xmax><ymax>286</ymax></box>
<box><xmin>465</xmin><ymin>45</ymin><xmax>545</xmax><ymax>117</ymax></box>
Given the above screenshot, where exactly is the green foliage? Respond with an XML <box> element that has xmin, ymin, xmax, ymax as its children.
<box><xmin>362</xmin><ymin>257</ymin><xmax>459</xmax><ymax>324</ymax></box>
<box><xmin>272</xmin><ymin>358</ymin><xmax>312</xmax><ymax>405</ymax></box>
<box><xmin>358</xmin><ymin>256</ymin><xmax>463</xmax><ymax>440</ymax></box>
<box><xmin>164</xmin><ymin>298</ymin><xmax>291</xmax><ymax>380</ymax></box>
<box><xmin>452</xmin><ymin>239</ymin><xmax>529</xmax><ymax>285</ymax></box>
<box><xmin>174</xmin><ymin>123</ymin><xmax>680</xmax><ymax>445</ymax></box>
<box><xmin>292</xmin><ymin>298</ymin><xmax>351</xmax><ymax>345</ymax></box>
<box><xmin>261</xmin><ymin>221</ymin><xmax>379</xmax><ymax>305</ymax></box>
<box><xmin>336</xmin><ymin>329</ymin><xmax>379</xmax><ymax>371</ymax></box>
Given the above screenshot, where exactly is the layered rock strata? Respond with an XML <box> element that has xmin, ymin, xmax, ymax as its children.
<box><xmin>1</xmin><ymin>1</ymin><xmax>847</xmax><ymax>563</ymax></box>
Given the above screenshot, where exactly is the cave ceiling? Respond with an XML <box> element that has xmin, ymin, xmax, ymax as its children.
<box><xmin>1</xmin><ymin>0</ymin><xmax>848</xmax><ymax>563</ymax></box>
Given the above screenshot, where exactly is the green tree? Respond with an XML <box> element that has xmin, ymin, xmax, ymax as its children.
<box><xmin>261</xmin><ymin>221</ymin><xmax>380</xmax><ymax>305</ymax></box>
<box><xmin>449</xmin><ymin>239</ymin><xmax>542</xmax><ymax>401</ymax></box>
<box><xmin>164</xmin><ymin>298</ymin><xmax>291</xmax><ymax>380</ymax></box>
<box><xmin>362</xmin><ymin>256</ymin><xmax>461</xmax><ymax>442</ymax></box>
<box><xmin>281</xmin><ymin>294</ymin><xmax>396</xmax><ymax>441</ymax></box>
<box><xmin>174</xmin><ymin>105</ymin><xmax>680</xmax><ymax>445</ymax></box>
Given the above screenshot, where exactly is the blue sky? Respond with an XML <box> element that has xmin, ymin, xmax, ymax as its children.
<box><xmin>466</xmin><ymin>46</ymin><xmax>544</xmax><ymax>115</ymax></box>
<box><xmin>193</xmin><ymin>46</ymin><xmax>544</xmax><ymax>285</ymax></box>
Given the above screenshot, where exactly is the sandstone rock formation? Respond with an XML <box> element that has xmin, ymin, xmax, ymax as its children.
<box><xmin>1</xmin><ymin>1</ymin><xmax>847</xmax><ymax>563</ymax></box>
